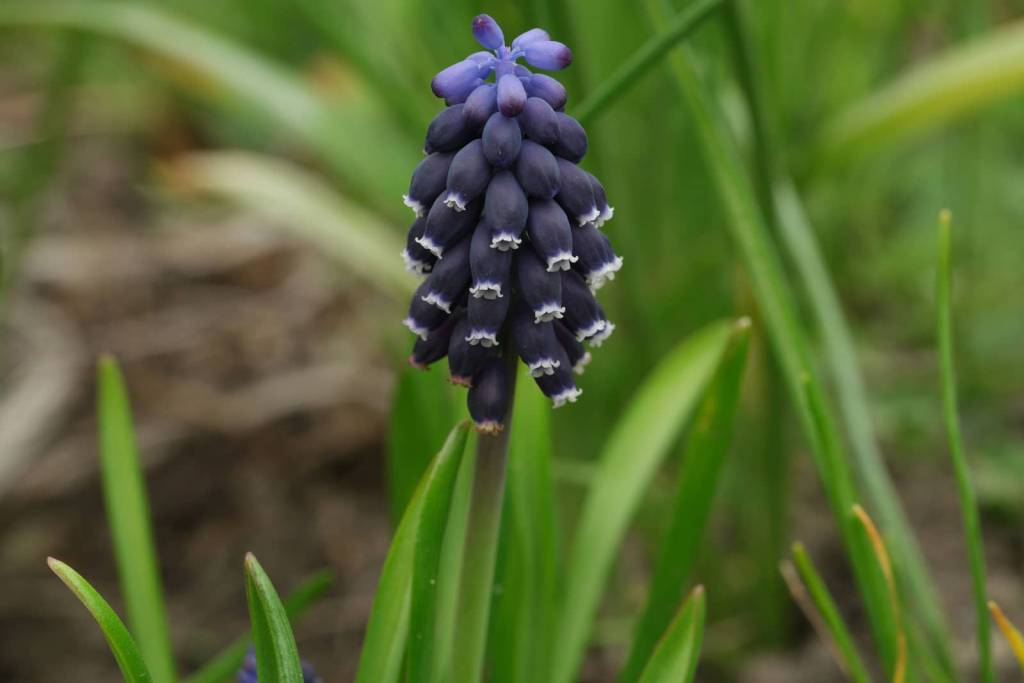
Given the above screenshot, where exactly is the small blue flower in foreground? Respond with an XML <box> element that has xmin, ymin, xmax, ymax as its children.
<box><xmin>237</xmin><ymin>647</ymin><xmax>322</xmax><ymax>683</ymax></box>
<box><xmin>402</xmin><ymin>14</ymin><xmax>621</xmax><ymax>433</ymax></box>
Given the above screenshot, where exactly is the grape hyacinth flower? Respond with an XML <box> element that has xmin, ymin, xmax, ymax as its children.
<box><xmin>402</xmin><ymin>14</ymin><xmax>621</xmax><ymax>433</ymax></box>
<box><xmin>237</xmin><ymin>647</ymin><xmax>323</xmax><ymax>683</ymax></box>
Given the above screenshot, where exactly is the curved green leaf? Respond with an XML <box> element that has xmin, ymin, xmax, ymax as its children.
<box><xmin>97</xmin><ymin>356</ymin><xmax>176</xmax><ymax>683</ymax></box>
<box><xmin>48</xmin><ymin>558</ymin><xmax>154</xmax><ymax>683</ymax></box>
<box><xmin>636</xmin><ymin>587</ymin><xmax>706</xmax><ymax>683</ymax></box>
<box><xmin>168</xmin><ymin>151</ymin><xmax>413</xmax><ymax>301</ymax></box>
<box><xmin>818</xmin><ymin>18</ymin><xmax>1024</xmax><ymax>165</ymax></box>
<box><xmin>244</xmin><ymin>554</ymin><xmax>303</xmax><ymax>683</ymax></box>
<box><xmin>620</xmin><ymin>321</ymin><xmax>750</xmax><ymax>682</ymax></box>
<box><xmin>184</xmin><ymin>569</ymin><xmax>333</xmax><ymax>683</ymax></box>
<box><xmin>549</xmin><ymin>319</ymin><xmax>740</xmax><ymax>683</ymax></box>
<box><xmin>355</xmin><ymin>421</ymin><xmax>470</xmax><ymax>683</ymax></box>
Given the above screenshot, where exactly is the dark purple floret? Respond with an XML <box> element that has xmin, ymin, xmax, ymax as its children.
<box><xmin>515</xmin><ymin>140</ymin><xmax>561</xmax><ymax>199</ymax></box>
<box><xmin>561</xmin><ymin>270</ymin><xmax>606</xmax><ymax>342</ymax></box>
<box><xmin>425</xmin><ymin>104</ymin><xmax>476</xmax><ymax>153</ymax></box>
<box><xmin>403</xmin><ymin>13</ymin><xmax>619</xmax><ymax>425</ymax></box>
<box><xmin>403</xmin><ymin>216</ymin><xmax>438</xmax><ymax>275</ymax></box>
<box><xmin>421</xmin><ymin>235</ymin><xmax>472</xmax><ymax>313</ymax></box>
<box><xmin>419</xmin><ymin>194</ymin><xmax>481</xmax><ymax>257</ymax></box>
<box><xmin>483</xmin><ymin>170</ymin><xmax>528</xmax><ymax>250</ymax></box>
<box><xmin>573</xmin><ymin>223</ymin><xmax>623</xmax><ymax>289</ymax></box>
<box><xmin>526</xmin><ymin>198</ymin><xmax>576</xmax><ymax>272</ymax></box>
<box><xmin>472</xmin><ymin>14</ymin><xmax>505</xmax><ymax>50</ymax></box>
<box><xmin>519</xmin><ymin>97</ymin><xmax>560</xmax><ymax>145</ymax></box>
<box><xmin>554</xmin><ymin>158</ymin><xmax>599</xmax><ymax>226</ymax></box>
<box><xmin>405</xmin><ymin>152</ymin><xmax>454</xmax><ymax>216</ymax></box>
<box><xmin>517</xmin><ymin>245</ymin><xmax>564</xmax><ymax>322</ymax></box>
<box><xmin>497</xmin><ymin>73</ymin><xmax>527</xmax><ymax>117</ymax></box>
<box><xmin>444</xmin><ymin>139</ymin><xmax>492</xmax><ymax>211</ymax></box>
<box><xmin>525</xmin><ymin>74</ymin><xmax>567</xmax><ymax>110</ymax></box>
<box><xmin>470</xmin><ymin>222</ymin><xmax>512</xmax><ymax>300</ymax></box>
<box><xmin>551</xmin><ymin>112</ymin><xmax>588</xmax><ymax>163</ymax></box>
<box><xmin>448</xmin><ymin>313</ymin><xmax>490</xmax><ymax>386</ymax></box>
<box><xmin>468</xmin><ymin>356</ymin><xmax>512</xmax><ymax>433</ymax></box>
<box><xmin>464</xmin><ymin>84</ymin><xmax>498</xmax><ymax>128</ymax></box>
<box><xmin>523</xmin><ymin>41</ymin><xmax>573</xmax><ymax>70</ymax></box>
<box><xmin>482</xmin><ymin>112</ymin><xmax>523</xmax><ymax>168</ymax></box>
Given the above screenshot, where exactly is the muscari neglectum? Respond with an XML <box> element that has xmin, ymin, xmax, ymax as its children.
<box><xmin>402</xmin><ymin>14</ymin><xmax>622</xmax><ymax>434</ymax></box>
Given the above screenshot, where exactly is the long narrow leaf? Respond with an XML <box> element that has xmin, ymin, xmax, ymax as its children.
<box><xmin>244</xmin><ymin>554</ymin><xmax>304</xmax><ymax>683</ymax></box>
<box><xmin>97</xmin><ymin>356</ymin><xmax>176</xmax><ymax>683</ymax></box>
<box><xmin>550</xmin><ymin>319</ymin><xmax>739</xmax><ymax>683</ymax></box>
<box><xmin>936</xmin><ymin>209</ymin><xmax>992</xmax><ymax>682</ymax></box>
<box><xmin>818</xmin><ymin>19</ymin><xmax>1024</xmax><ymax>165</ymax></box>
<box><xmin>355</xmin><ymin>421</ymin><xmax>470</xmax><ymax>683</ymax></box>
<box><xmin>167</xmin><ymin>151</ymin><xmax>413</xmax><ymax>301</ymax></box>
<box><xmin>785</xmin><ymin>545</ymin><xmax>872</xmax><ymax>683</ymax></box>
<box><xmin>47</xmin><ymin>558</ymin><xmax>154</xmax><ymax>683</ymax></box>
<box><xmin>620</xmin><ymin>319</ymin><xmax>750</xmax><ymax>682</ymax></box>
<box><xmin>636</xmin><ymin>587</ymin><xmax>706</xmax><ymax>683</ymax></box>
<box><xmin>184</xmin><ymin>569</ymin><xmax>332</xmax><ymax>683</ymax></box>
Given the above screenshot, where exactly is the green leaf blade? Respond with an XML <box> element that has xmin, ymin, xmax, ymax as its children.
<box><xmin>355</xmin><ymin>421</ymin><xmax>470</xmax><ymax>683</ymax></box>
<box><xmin>97</xmin><ymin>356</ymin><xmax>176</xmax><ymax>683</ymax></box>
<box><xmin>620</xmin><ymin>321</ymin><xmax>750</xmax><ymax>682</ymax></box>
<box><xmin>183</xmin><ymin>569</ymin><xmax>333</xmax><ymax>683</ymax></box>
<box><xmin>243</xmin><ymin>554</ymin><xmax>304</xmax><ymax>683</ymax></box>
<box><xmin>549</xmin><ymin>319</ymin><xmax>739</xmax><ymax>683</ymax></box>
<box><xmin>48</xmin><ymin>558</ymin><xmax>154</xmax><ymax>683</ymax></box>
<box><xmin>636</xmin><ymin>587</ymin><xmax>706</xmax><ymax>683</ymax></box>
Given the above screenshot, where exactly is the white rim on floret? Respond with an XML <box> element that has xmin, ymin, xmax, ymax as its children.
<box><xmin>490</xmin><ymin>232</ymin><xmax>522</xmax><ymax>251</ymax></box>
<box><xmin>470</xmin><ymin>281</ymin><xmax>503</xmax><ymax>299</ymax></box>
<box><xmin>401</xmin><ymin>249</ymin><xmax>433</xmax><ymax>276</ymax></box>
<box><xmin>589</xmin><ymin>322</ymin><xmax>615</xmax><ymax>347</ymax></box>
<box><xmin>572</xmin><ymin>351</ymin><xmax>592</xmax><ymax>375</ymax></box>
<box><xmin>546</xmin><ymin>251</ymin><xmax>579</xmax><ymax>272</ymax></box>
<box><xmin>466</xmin><ymin>330</ymin><xmax>500</xmax><ymax>347</ymax></box>
<box><xmin>403</xmin><ymin>317</ymin><xmax>430</xmax><ymax>340</ymax></box>
<box><xmin>528</xmin><ymin>358</ymin><xmax>560</xmax><ymax>377</ymax></box>
<box><xmin>421</xmin><ymin>292</ymin><xmax>453</xmax><ymax>313</ymax></box>
<box><xmin>402</xmin><ymin>194</ymin><xmax>426</xmax><ymax>217</ymax></box>
<box><xmin>414</xmin><ymin>235</ymin><xmax>444</xmax><ymax>258</ymax></box>
<box><xmin>574</xmin><ymin>318</ymin><xmax>606</xmax><ymax>342</ymax></box>
<box><xmin>586</xmin><ymin>256</ymin><xmax>623</xmax><ymax>290</ymax></box>
<box><xmin>443</xmin><ymin>191</ymin><xmax>469</xmax><ymax>212</ymax></box>
<box><xmin>551</xmin><ymin>386</ymin><xmax>583</xmax><ymax>408</ymax></box>
<box><xmin>534</xmin><ymin>302</ymin><xmax>566</xmax><ymax>323</ymax></box>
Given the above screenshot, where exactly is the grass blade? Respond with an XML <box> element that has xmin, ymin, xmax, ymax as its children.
<box><xmin>852</xmin><ymin>505</ymin><xmax>906</xmax><ymax>683</ymax></box>
<box><xmin>620</xmin><ymin>319</ymin><xmax>751</xmax><ymax>682</ymax></box>
<box><xmin>784</xmin><ymin>545</ymin><xmax>872</xmax><ymax>683</ymax></box>
<box><xmin>549</xmin><ymin>319</ymin><xmax>740</xmax><ymax>683</ymax></box>
<box><xmin>243</xmin><ymin>554</ymin><xmax>304</xmax><ymax>683</ymax></box>
<box><xmin>0</xmin><ymin>1</ymin><xmax>417</xmax><ymax>213</ymax></box>
<box><xmin>635</xmin><ymin>587</ymin><xmax>706</xmax><ymax>683</ymax></box>
<box><xmin>166</xmin><ymin>151</ymin><xmax>413</xmax><ymax>302</ymax></box>
<box><xmin>355</xmin><ymin>421</ymin><xmax>470</xmax><ymax>683</ymax></box>
<box><xmin>490</xmin><ymin>363</ymin><xmax>559</xmax><ymax>683</ymax></box>
<box><xmin>936</xmin><ymin>210</ymin><xmax>992</xmax><ymax>682</ymax></box>
<box><xmin>988</xmin><ymin>602</ymin><xmax>1024</xmax><ymax>671</ymax></box>
<box><xmin>774</xmin><ymin>181</ymin><xmax>956</xmax><ymax>678</ymax></box>
<box><xmin>184</xmin><ymin>569</ymin><xmax>332</xmax><ymax>683</ymax></box>
<box><xmin>574</xmin><ymin>0</ymin><xmax>723</xmax><ymax>126</ymax></box>
<box><xmin>47</xmin><ymin>558</ymin><xmax>154</xmax><ymax>683</ymax></box>
<box><xmin>450</xmin><ymin>357</ymin><xmax>517</xmax><ymax>683</ymax></box>
<box><xmin>97</xmin><ymin>356</ymin><xmax>176</xmax><ymax>683</ymax></box>
<box><xmin>818</xmin><ymin>19</ymin><xmax>1024</xmax><ymax>165</ymax></box>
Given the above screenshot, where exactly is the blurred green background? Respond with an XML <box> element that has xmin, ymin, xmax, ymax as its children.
<box><xmin>1</xmin><ymin>0</ymin><xmax>1023</xmax><ymax>681</ymax></box>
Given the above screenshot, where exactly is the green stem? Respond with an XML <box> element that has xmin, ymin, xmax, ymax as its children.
<box><xmin>936</xmin><ymin>211</ymin><xmax>992</xmax><ymax>683</ymax></box>
<box><xmin>574</xmin><ymin>0</ymin><xmax>724</xmax><ymax>126</ymax></box>
<box><xmin>450</xmin><ymin>354</ymin><xmax>516</xmax><ymax>683</ymax></box>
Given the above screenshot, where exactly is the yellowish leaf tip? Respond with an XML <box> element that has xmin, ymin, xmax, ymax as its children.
<box><xmin>735</xmin><ymin>316</ymin><xmax>752</xmax><ymax>330</ymax></box>
<box><xmin>939</xmin><ymin>208</ymin><xmax>952</xmax><ymax>227</ymax></box>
